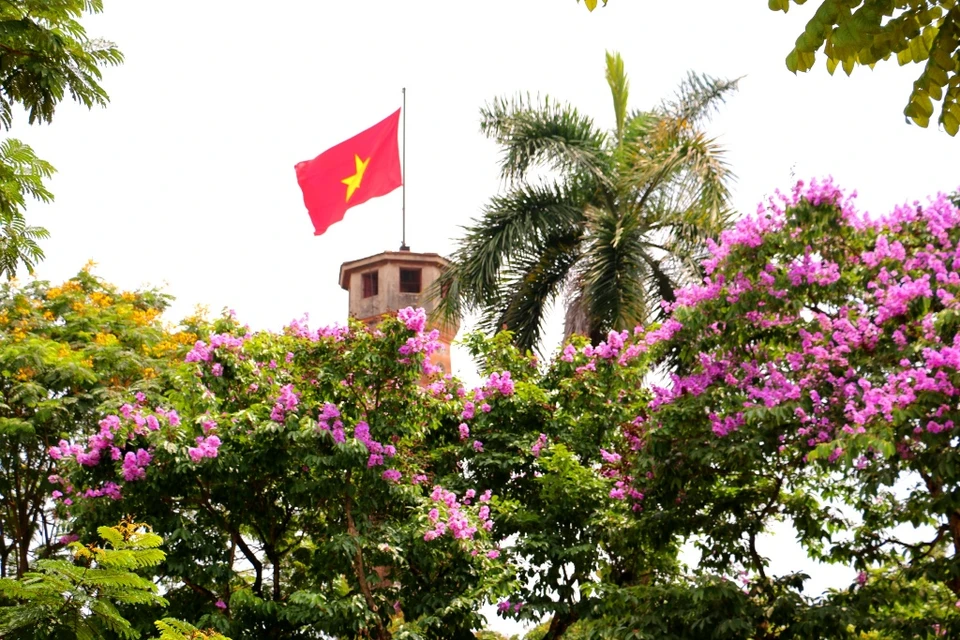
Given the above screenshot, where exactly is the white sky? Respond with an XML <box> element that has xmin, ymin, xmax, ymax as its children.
<box><xmin>13</xmin><ymin>0</ymin><xmax>960</xmax><ymax>634</ymax></box>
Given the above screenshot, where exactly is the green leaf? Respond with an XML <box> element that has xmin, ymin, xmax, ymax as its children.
<box><xmin>943</xmin><ymin>109</ymin><xmax>959</xmax><ymax>135</ymax></box>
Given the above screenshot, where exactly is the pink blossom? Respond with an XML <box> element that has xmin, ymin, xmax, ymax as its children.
<box><xmin>398</xmin><ymin>307</ymin><xmax>427</xmax><ymax>332</ymax></box>
<box><xmin>531</xmin><ymin>433</ymin><xmax>548</xmax><ymax>457</ymax></box>
<box><xmin>600</xmin><ymin>448</ymin><xmax>620</xmax><ymax>463</ymax></box>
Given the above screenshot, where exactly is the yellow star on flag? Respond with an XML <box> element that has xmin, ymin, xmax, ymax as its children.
<box><xmin>341</xmin><ymin>154</ymin><xmax>371</xmax><ymax>202</ymax></box>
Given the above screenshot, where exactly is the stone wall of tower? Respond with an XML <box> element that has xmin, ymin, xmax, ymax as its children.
<box><xmin>339</xmin><ymin>250</ymin><xmax>458</xmax><ymax>374</ymax></box>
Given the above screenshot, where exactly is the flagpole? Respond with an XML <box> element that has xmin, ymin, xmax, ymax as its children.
<box><xmin>400</xmin><ymin>87</ymin><xmax>409</xmax><ymax>251</ymax></box>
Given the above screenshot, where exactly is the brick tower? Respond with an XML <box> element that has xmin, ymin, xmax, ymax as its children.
<box><xmin>339</xmin><ymin>249</ymin><xmax>459</xmax><ymax>373</ymax></box>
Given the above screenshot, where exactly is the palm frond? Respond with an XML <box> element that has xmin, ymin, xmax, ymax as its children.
<box><xmin>479</xmin><ymin>229</ymin><xmax>583</xmax><ymax>353</ymax></box>
<box><xmin>636</xmin><ymin>246</ymin><xmax>681</xmax><ymax>322</ymax></box>
<box><xmin>578</xmin><ymin>205</ymin><xmax>650</xmax><ymax>338</ymax></box>
<box><xmin>640</xmin><ymin>133</ymin><xmax>734</xmax><ymax>236</ymax></box>
<box><xmin>605</xmin><ymin>51</ymin><xmax>629</xmax><ymax>145</ymax></box>
<box><xmin>660</xmin><ymin>72</ymin><xmax>740</xmax><ymax>129</ymax></box>
<box><xmin>430</xmin><ymin>180</ymin><xmax>589</xmax><ymax>327</ymax></box>
<box><xmin>480</xmin><ymin>95</ymin><xmax>610</xmax><ymax>185</ymax></box>
<box><xmin>456</xmin><ymin>55</ymin><xmax>738</xmax><ymax>353</ymax></box>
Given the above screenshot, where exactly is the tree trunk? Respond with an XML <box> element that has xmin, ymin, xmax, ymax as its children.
<box><xmin>949</xmin><ymin>510</ymin><xmax>960</xmax><ymax>596</ymax></box>
<box><xmin>545</xmin><ymin>611</ymin><xmax>579</xmax><ymax>639</ymax></box>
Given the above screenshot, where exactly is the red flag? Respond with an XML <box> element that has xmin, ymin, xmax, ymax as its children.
<box><xmin>295</xmin><ymin>109</ymin><xmax>402</xmax><ymax>236</ymax></box>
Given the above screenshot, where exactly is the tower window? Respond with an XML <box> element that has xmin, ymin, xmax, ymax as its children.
<box><xmin>362</xmin><ymin>271</ymin><xmax>379</xmax><ymax>298</ymax></box>
<box><xmin>399</xmin><ymin>268</ymin><xmax>422</xmax><ymax>294</ymax></box>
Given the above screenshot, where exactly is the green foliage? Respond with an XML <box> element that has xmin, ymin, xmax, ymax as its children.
<box><xmin>0</xmin><ymin>0</ymin><xmax>123</xmax><ymax>278</ymax></box>
<box><xmin>451</xmin><ymin>330</ymin><xmax>673</xmax><ymax>638</ymax></box>
<box><xmin>153</xmin><ymin>618</ymin><xmax>231</xmax><ymax>640</ymax></box>
<box><xmin>0</xmin><ymin>139</ymin><xmax>53</xmax><ymax>277</ymax></box>
<box><xmin>0</xmin><ymin>519</ymin><xmax>168</xmax><ymax>639</ymax></box>
<box><xmin>0</xmin><ymin>267</ymin><xmax>176</xmax><ymax>579</ymax></box>
<box><xmin>435</xmin><ymin>51</ymin><xmax>737</xmax><ymax>351</ymax></box>
<box><xmin>772</xmin><ymin>1</ymin><xmax>960</xmax><ymax>135</ymax></box>
<box><xmin>0</xmin><ymin>0</ymin><xmax>123</xmax><ymax>129</ymax></box>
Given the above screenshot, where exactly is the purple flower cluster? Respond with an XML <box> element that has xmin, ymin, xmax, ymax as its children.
<box><xmin>422</xmin><ymin>486</ymin><xmax>494</xmax><ymax>542</ymax></box>
<box><xmin>531</xmin><ymin>433</ymin><xmax>548</xmax><ymax>457</ymax></box>
<box><xmin>398</xmin><ymin>307</ymin><xmax>426</xmax><ymax>332</ymax></box>
<box><xmin>270</xmin><ymin>384</ymin><xmax>300</xmax><ymax>422</ymax></box>
<box><xmin>316</xmin><ymin>403</ymin><xmax>346</xmax><ymax>443</ymax></box>
<box><xmin>484</xmin><ymin>371</ymin><xmax>515</xmax><ymax>396</ymax></box>
<box><xmin>185</xmin><ymin>333</ymin><xmax>248</xmax><ymax>364</ymax></box>
<box><xmin>122</xmin><ymin>449</ymin><xmax>152</xmax><ymax>481</ymax></box>
<box><xmin>353</xmin><ymin>420</ymin><xmax>396</xmax><ymax>468</ymax></box>
<box><xmin>632</xmin><ymin>180</ymin><xmax>960</xmax><ymax>482</ymax></box>
<box><xmin>188</xmin><ymin>435</ymin><xmax>221</xmax><ymax>463</ymax></box>
<box><xmin>497</xmin><ymin>599</ymin><xmax>524</xmax><ymax>614</ymax></box>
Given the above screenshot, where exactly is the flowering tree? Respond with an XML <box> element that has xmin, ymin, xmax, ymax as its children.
<box><xmin>43</xmin><ymin>181</ymin><xmax>960</xmax><ymax>638</ymax></box>
<box><xmin>433</xmin><ymin>330</ymin><xmax>671</xmax><ymax>639</ymax></box>
<box><xmin>53</xmin><ymin>309</ymin><xmax>513</xmax><ymax>639</ymax></box>
<box><xmin>606</xmin><ymin>179</ymin><xmax>960</xmax><ymax>638</ymax></box>
<box><xmin>50</xmin><ymin>303</ymin><xmax>677</xmax><ymax>639</ymax></box>
<box><xmin>0</xmin><ymin>267</ymin><xmax>175</xmax><ymax>578</ymax></box>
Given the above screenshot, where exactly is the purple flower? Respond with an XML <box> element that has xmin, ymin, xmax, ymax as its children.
<box><xmin>188</xmin><ymin>436</ymin><xmax>220</xmax><ymax>463</ymax></box>
<box><xmin>398</xmin><ymin>307</ymin><xmax>427</xmax><ymax>332</ymax></box>
<box><xmin>531</xmin><ymin>433</ymin><xmax>548</xmax><ymax>457</ymax></box>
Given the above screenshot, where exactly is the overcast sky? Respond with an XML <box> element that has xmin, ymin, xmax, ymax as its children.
<box><xmin>12</xmin><ymin>0</ymin><xmax>960</xmax><ymax>633</ymax></box>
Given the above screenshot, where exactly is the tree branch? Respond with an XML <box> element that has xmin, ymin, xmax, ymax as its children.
<box><xmin>344</xmin><ymin>471</ymin><xmax>387</xmax><ymax>640</ymax></box>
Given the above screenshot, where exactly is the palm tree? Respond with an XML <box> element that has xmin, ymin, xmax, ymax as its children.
<box><xmin>434</xmin><ymin>52</ymin><xmax>738</xmax><ymax>352</ymax></box>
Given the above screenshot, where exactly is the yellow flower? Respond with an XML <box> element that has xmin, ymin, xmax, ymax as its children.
<box><xmin>131</xmin><ymin>308</ymin><xmax>161</xmax><ymax>326</ymax></box>
<box><xmin>94</xmin><ymin>332</ymin><xmax>119</xmax><ymax>347</ymax></box>
<box><xmin>89</xmin><ymin>292</ymin><xmax>112</xmax><ymax>308</ymax></box>
<box><xmin>15</xmin><ymin>367</ymin><xmax>34</xmax><ymax>381</ymax></box>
